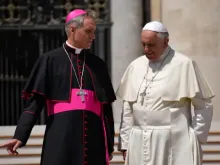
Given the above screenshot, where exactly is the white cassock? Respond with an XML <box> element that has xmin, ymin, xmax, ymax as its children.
<box><xmin>116</xmin><ymin>46</ymin><xmax>214</xmax><ymax>165</ymax></box>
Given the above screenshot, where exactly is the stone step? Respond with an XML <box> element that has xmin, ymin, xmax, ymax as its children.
<box><xmin>0</xmin><ymin>126</ymin><xmax>220</xmax><ymax>165</ymax></box>
<box><xmin>1</xmin><ymin>142</ymin><xmax>220</xmax><ymax>154</ymax></box>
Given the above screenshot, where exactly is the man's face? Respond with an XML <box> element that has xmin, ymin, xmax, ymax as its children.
<box><xmin>141</xmin><ymin>30</ymin><xmax>168</xmax><ymax>62</ymax></box>
<box><xmin>71</xmin><ymin>17</ymin><xmax>96</xmax><ymax>49</ymax></box>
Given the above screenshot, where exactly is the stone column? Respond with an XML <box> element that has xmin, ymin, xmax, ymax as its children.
<box><xmin>161</xmin><ymin>0</ymin><xmax>220</xmax><ymax>128</ymax></box>
<box><xmin>150</xmin><ymin>0</ymin><xmax>161</xmax><ymax>21</ymax></box>
<box><xmin>111</xmin><ymin>0</ymin><xmax>143</xmax><ymax>126</ymax></box>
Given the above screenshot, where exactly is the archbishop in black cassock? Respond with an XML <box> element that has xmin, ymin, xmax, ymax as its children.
<box><xmin>13</xmin><ymin>41</ymin><xmax>116</xmax><ymax>165</ymax></box>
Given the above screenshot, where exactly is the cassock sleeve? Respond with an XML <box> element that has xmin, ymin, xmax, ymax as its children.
<box><xmin>118</xmin><ymin>101</ymin><xmax>133</xmax><ymax>151</ymax></box>
<box><xmin>103</xmin><ymin>104</ymin><xmax>115</xmax><ymax>155</ymax></box>
<box><xmin>13</xmin><ymin>93</ymin><xmax>45</xmax><ymax>147</ymax></box>
<box><xmin>191</xmin><ymin>96</ymin><xmax>213</xmax><ymax>143</ymax></box>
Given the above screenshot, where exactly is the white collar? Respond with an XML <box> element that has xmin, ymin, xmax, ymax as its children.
<box><xmin>66</xmin><ymin>41</ymin><xmax>83</xmax><ymax>54</ymax></box>
<box><xmin>150</xmin><ymin>46</ymin><xmax>170</xmax><ymax>64</ymax></box>
<box><xmin>159</xmin><ymin>46</ymin><xmax>170</xmax><ymax>61</ymax></box>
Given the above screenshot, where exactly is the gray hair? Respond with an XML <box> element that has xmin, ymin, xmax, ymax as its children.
<box><xmin>65</xmin><ymin>9</ymin><xmax>97</xmax><ymax>36</ymax></box>
<box><xmin>157</xmin><ymin>32</ymin><xmax>169</xmax><ymax>39</ymax></box>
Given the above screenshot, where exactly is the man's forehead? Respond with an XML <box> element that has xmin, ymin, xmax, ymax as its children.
<box><xmin>141</xmin><ymin>30</ymin><xmax>158</xmax><ymax>38</ymax></box>
<box><xmin>83</xmin><ymin>17</ymin><xmax>96</xmax><ymax>27</ymax></box>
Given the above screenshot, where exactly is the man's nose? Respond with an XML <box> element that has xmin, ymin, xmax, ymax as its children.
<box><xmin>144</xmin><ymin>46</ymin><xmax>150</xmax><ymax>52</ymax></box>
<box><xmin>91</xmin><ymin>33</ymin><xmax>95</xmax><ymax>39</ymax></box>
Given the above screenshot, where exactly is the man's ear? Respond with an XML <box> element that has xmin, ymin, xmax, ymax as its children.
<box><xmin>164</xmin><ymin>38</ymin><xmax>169</xmax><ymax>46</ymax></box>
<box><xmin>70</xmin><ymin>26</ymin><xmax>76</xmax><ymax>33</ymax></box>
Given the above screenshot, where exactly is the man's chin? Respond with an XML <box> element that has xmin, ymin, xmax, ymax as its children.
<box><xmin>86</xmin><ymin>44</ymin><xmax>92</xmax><ymax>49</ymax></box>
<box><xmin>145</xmin><ymin>55</ymin><xmax>160</xmax><ymax>62</ymax></box>
<box><xmin>145</xmin><ymin>55</ymin><xmax>155</xmax><ymax>60</ymax></box>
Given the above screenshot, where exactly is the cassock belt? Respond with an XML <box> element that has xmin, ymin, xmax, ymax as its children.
<box><xmin>47</xmin><ymin>88</ymin><xmax>102</xmax><ymax>116</ymax></box>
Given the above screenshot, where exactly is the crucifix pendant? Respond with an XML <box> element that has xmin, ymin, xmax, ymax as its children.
<box><xmin>140</xmin><ymin>91</ymin><xmax>146</xmax><ymax>105</ymax></box>
<box><xmin>76</xmin><ymin>89</ymin><xmax>87</xmax><ymax>103</ymax></box>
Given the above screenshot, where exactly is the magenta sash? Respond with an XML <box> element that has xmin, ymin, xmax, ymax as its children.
<box><xmin>46</xmin><ymin>89</ymin><xmax>101</xmax><ymax>116</ymax></box>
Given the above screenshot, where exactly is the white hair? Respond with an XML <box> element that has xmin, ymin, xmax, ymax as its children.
<box><xmin>65</xmin><ymin>9</ymin><xmax>97</xmax><ymax>36</ymax></box>
<box><xmin>157</xmin><ymin>32</ymin><xmax>169</xmax><ymax>39</ymax></box>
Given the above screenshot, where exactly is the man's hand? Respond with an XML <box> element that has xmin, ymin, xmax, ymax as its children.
<box><xmin>123</xmin><ymin>151</ymin><xmax>127</xmax><ymax>160</ymax></box>
<box><xmin>0</xmin><ymin>139</ymin><xmax>22</xmax><ymax>155</ymax></box>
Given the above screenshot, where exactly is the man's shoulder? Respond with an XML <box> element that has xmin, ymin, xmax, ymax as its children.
<box><xmin>86</xmin><ymin>53</ymin><xmax>106</xmax><ymax>65</ymax></box>
<box><xmin>172</xmin><ymin>50</ymin><xmax>194</xmax><ymax>64</ymax></box>
<box><xmin>130</xmin><ymin>55</ymin><xmax>146</xmax><ymax>66</ymax></box>
<box><xmin>121</xmin><ymin>55</ymin><xmax>146</xmax><ymax>74</ymax></box>
<box><xmin>36</xmin><ymin>47</ymin><xmax>64</xmax><ymax>63</ymax></box>
<box><xmin>171</xmin><ymin>51</ymin><xmax>195</xmax><ymax>66</ymax></box>
<box><xmin>43</xmin><ymin>47</ymin><xmax>63</xmax><ymax>57</ymax></box>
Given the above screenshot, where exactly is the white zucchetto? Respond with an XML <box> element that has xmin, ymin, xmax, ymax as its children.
<box><xmin>142</xmin><ymin>21</ymin><xmax>168</xmax><ymax>33</ymax></box>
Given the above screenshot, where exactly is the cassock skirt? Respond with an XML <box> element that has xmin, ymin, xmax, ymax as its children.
<box><xmin>40</xmin><ymin>110</ymin><xmax>107</xmax><ymax>165</ymax></box>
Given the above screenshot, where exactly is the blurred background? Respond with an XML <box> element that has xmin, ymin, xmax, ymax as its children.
<box><xmin>0</xmin><ymin>0</ymin><xmax>220</xmax><ymax>164</ymax></box>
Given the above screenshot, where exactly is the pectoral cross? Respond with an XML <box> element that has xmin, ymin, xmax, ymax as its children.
<box><xmin>77</xmin><ymin>89</ymin><xmax>87</xmax><ymax>103</ymax></box>
<box><xmin>140</xmin><ymin>89</ymin><xmax>146</xmax><ymax>105</ymax></box>
<box><xmin>140</xmin><ymin>80</ymin><xmax>153</xmax><ymax>105</ymax></box>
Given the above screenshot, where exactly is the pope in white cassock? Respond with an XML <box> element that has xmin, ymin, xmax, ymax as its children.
<box><xmin>116</xmin><ymin>21</ymin><xmax>215</xmax><ymax>165</ymax></box>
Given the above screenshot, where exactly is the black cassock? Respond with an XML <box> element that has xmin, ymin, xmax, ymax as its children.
<box><xmin>13</xmin><ymin>43</ymin><xmax>116</xmax><ymax>165</ymax></box>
